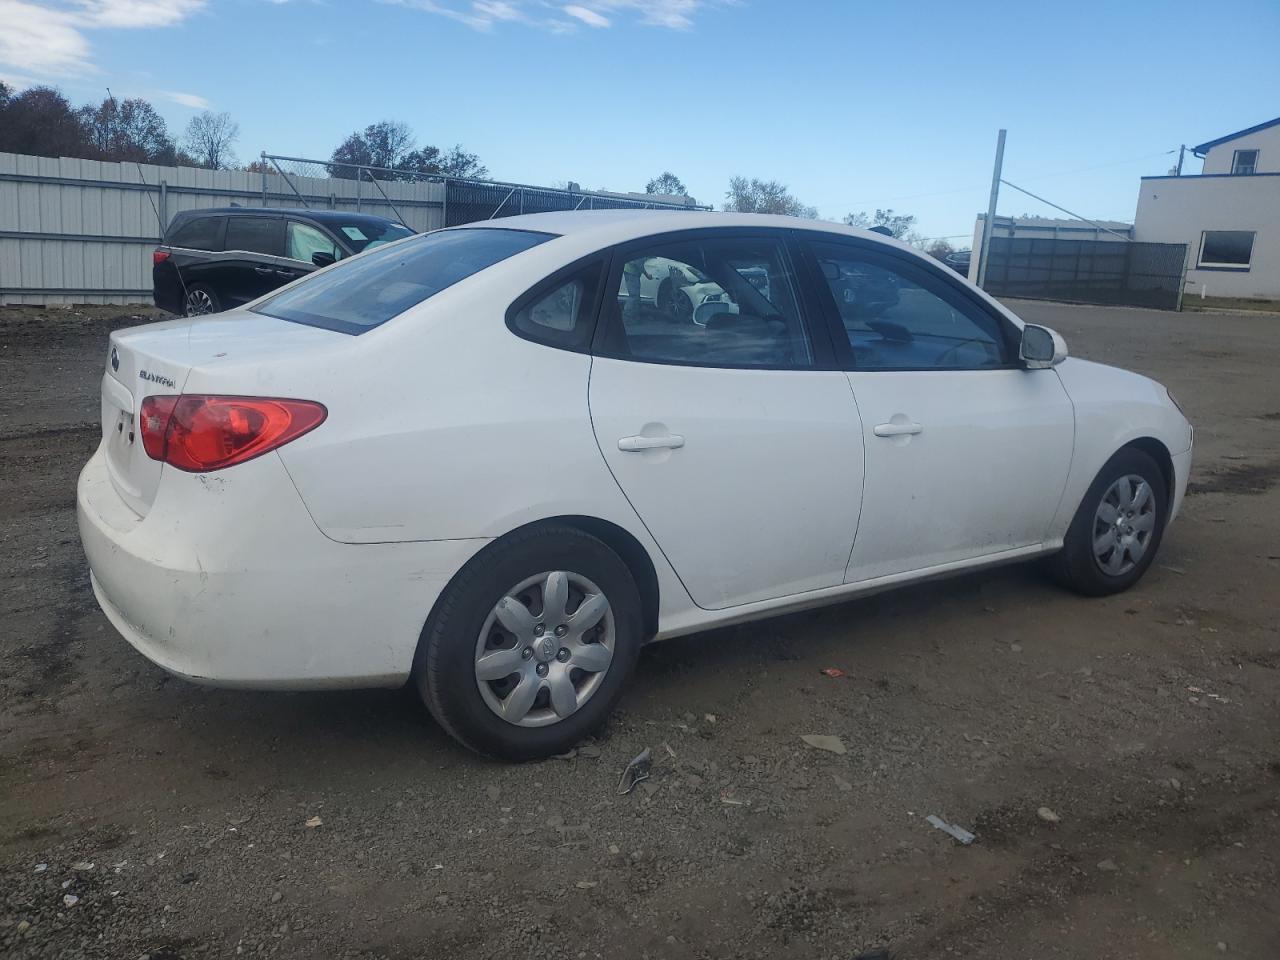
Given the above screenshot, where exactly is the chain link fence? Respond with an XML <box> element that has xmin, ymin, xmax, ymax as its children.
<box><xmin>260</xmin><ymin>154</ymin><xmax>707</xmax><ymax>230</ymax></box>
<box><xmin>982</xmin><ymin>236</ymin><xmax>1190</xmax><ymax>311</ymax></box>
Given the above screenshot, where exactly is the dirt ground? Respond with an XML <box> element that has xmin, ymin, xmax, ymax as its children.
<box><xmin>1</xmin><ymin>299</ymin><xmax>1278</xmax><ymax>960</ymax></box>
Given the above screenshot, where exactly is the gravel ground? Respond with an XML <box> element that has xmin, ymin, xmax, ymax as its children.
<box><xmin>1</xmin><ymin>300</ymin><xmax>1278</xmax><ymax>960</ymax></box>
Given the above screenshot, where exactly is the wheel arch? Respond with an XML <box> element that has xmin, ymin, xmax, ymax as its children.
<box><xmin>1120</xmin><ymin>436</ymin><xmax>1175</xmax><ymax>514</ymax></box>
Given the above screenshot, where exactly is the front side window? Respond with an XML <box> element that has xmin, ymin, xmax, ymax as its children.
<box><xmin>1231</xmin><ymin>149</ymin><xmax>1259</xmax><ymax>175</ymax></box>
<box><xmin>168</xmin><ymin>216</ymin><xmax>223</xmax><ymax>252</ymax></box>
<box><xmin>807</xmin><ymin>239</ymin><xmax>1009</xmax><ymax>370</ymax></box>
<box><xmin>1198</xmin><ymin>230</ymin><xmax>1254</xmax><ymax>269</ymax></box>
<box><xmin>254</xmin><ymin>228</ymin><xmax>553</xmax><ymax>334</ymax></box>
<box><xmin>288</xmin><ymin>221</ymin><xmax>341</xmax><ymax>263</ymax></box>
<box><xmin>600</xmin><ymin>235</ymin><xmax>813</xmax><ymax>368</ymax></box>
<box><xmin>225</xmin><ymin>217</ymin><xmax>281</xmax><ymax>256</ymax></box>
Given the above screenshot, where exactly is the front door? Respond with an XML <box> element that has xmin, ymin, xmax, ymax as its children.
<box><xmin>589</xmin><ymin>231</ymin><xmax>864</xmax><ymax>610</ymax></box>
<box><xmin>801</xmin><ymin>236</ymin><xmax>1075</xmax><ymax>582</ymax></box>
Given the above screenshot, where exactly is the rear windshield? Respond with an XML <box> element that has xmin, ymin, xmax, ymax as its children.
<box><xmin>337</xmin><ymin>221</ymin><xmax>415</xmax><ymax>252</ymax></box>
<box><xmin>253</xmin><ymin>228</ymin><xmax>554</xmax><ymax>334</ymax></box>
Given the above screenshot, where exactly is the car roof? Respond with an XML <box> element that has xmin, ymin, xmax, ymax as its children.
<box><xmin>459</xmin><ymin>209</ymin><xmax>911</xmax><ymax>249</ymax></box>
<box><xmin>172</xmin><ymin>207</ymin><xmax>405</xmax><ymax>226</ymax></box>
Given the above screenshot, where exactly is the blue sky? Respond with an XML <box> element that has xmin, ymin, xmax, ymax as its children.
<box><xmin>4</xmin><ymin>0</ymin><xmax>1279</xmax><ymax>243</ymax></box>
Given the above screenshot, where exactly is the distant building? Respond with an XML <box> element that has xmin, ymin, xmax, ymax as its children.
<box><xmin>1133</xmin><ymin>116</ymin><xmax>1280</xmax><ymax>301</ymax></box>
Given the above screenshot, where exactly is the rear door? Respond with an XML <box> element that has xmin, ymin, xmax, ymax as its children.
<box><xmin>589</xmin><ymin>230</ymin><xmax>865</xmax><ymax>610</ymax></box>
<box><xmin>800</xmin><ymin>236</ymin><xmax>1075</xmax><ymax>582</ymax></box>
<box><xmin>221</xmin><ymin>215</ymin><xmax>286</xmax><ymax>306</ymax></box>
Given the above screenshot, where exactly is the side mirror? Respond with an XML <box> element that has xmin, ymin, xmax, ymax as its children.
<box><xmin>1020</xmin><ymin>324</ymin><xmax>1068</xmax><ymax>369</ymax></box>
<box><xmin>311</xmin><ymin>251</ymin><xmax>336</xmax><ymax>268</ymax></box>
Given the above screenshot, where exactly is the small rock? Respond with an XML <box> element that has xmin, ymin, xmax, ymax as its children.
<box><xmin>304</xmin><ymin>816</ymin><xmax>323</xmax><ymax>828</ymax></box>
<box><xmin>63</xmin><ymin>894</ymin><xmax>79</xmax><ymax>908</ymax></box>
<box><xmin>574</xmin><ymin>880</ymin><xmax>598</xmax><ymax>889</ymax></box>
<box><xmin>682</xmin><ymin>713</ymin><xmax>695</xmax><ymax>723</ymax></box>
<box><xmin>71</xmin><ymin>861</ymin><xmax>95</xmax><ymax>871</ymax></box>
<box><xmin>833</xmin><ymin>775</ymin><xmax>853</xmax><ymax>792</ymax></box>
<box><xmin>1037</xmin><ymin>807</ymin><xmax>1061</xmax><ymax>823</ymax></box>
<box><xmin>434</xmin><ymin>895</ymin><xmax>449</xmax><ymax>905</ymax></box>
<box><xmin>485</xmin><ymin>784</ymin><xmax>501</xmax><ymax>802</ymax></box>
<box><xmin>607</xmin><ymin>844</ymin><xmax>620</xmax><ymax>855</ymax></box>
<box><xmin>704</xmin><ymin>714</ymin><xmax>717</xmax><ymax>724</ymax></box>
<box><xmin>16</xmin><ymin>920</ymin><xmax>30</xmax><ymax>934</ymax></box>
<box><xmin>1170</xmin><ymin>777</ymin><xmax>1182</xmax><ymax>791</ymax></box>
<box><xmin>800</xmin><ymin>734</ymin><xmax>847</xmax><ymax>755</ymax></box>
<box><xmin>1217</xmin><ymin>942</ymin><xmax>1228</xmax><ymax>952</ymax></box>
<box><xmin>33</xmin><ymin>864</ymin><xmax>47</xmax><ymax>873</ymax></box>
<box><xmin>178</xmin><ymin>871</ymin><xmax>198</xmax><ymax>884</ymax></box>
<box><xmin>270</xmin><ymin>892</ymin><xmax>283</xmax><ymax>904</ymax></box>
<box><xmin>1097</xmin><ymin>859</ymin><xmax>1119</xmax><ymax>872</ymax></box>
<box><xmin>1009</xmin><ymin>643</ymin><xmax>1023</xmax><ymax>653</ymax></box>
<box><xmin>576</xmin><ymin>745</ymin><xmax>601</xmax><ymax>759</ymax></box>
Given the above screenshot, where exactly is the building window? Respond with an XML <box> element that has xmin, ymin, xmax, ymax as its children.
<box><xmin>1198</xmin><ymin>231</ymin><xmax>1255</xmax><ymax>270</ymax></box>
<box><xmin>1231</xmin><ymin>149</ymin><xmax>1258</xmax><ymax>175</ymax></box>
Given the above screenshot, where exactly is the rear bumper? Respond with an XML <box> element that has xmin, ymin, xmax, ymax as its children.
<box><xmin>77</xmin><ymin>445</ymin><xmax>487</xmax><ymax>689</ymax></box>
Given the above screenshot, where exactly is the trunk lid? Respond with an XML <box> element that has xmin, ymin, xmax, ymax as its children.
<box><xmin>101</xmin><ymin>311</ymin><xmax>341</xmax><ymax>516</ymax></box>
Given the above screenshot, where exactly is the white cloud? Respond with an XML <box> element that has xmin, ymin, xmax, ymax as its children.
<box><xmin>385</xmin><ymin>0</ymin><xmax>729</xmax><ymax>32</ymax></box>
<box><xmin>563</xmin><ymin>4</ymin><xmax>608</xmax><ymax>26</ymax></box>
<box><xmin>0</xmin><ymin>0</ymin><xmax>205</xmax><ymax>80</ymax></box>
<box><xmin>162</xmin><ymin>89</ymin><xmax>208</xmax><ymax>108</ymax></box>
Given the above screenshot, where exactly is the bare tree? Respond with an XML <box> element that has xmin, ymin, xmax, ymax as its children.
<box><xmin>0</xmin><ymin>85</ymin><xmax>92</xmax><ymax>158</ymax></box>
<box><xmin>723</xmin><ymin>176</ymin><xmax>817</xmax><ymax>218</ymax></box>
<box><xmin>645</xmin><ymin>171</ymin><xmax>687</xmax><ymax>196</ymax></box>
<box><xmin>78</xmin><ymin>96</ymin><xmax>176</xmax><ymax>163</ymax></box>
<box><xmin>843</xmin><ymin>208</ymin><xmax>919</xmax><ymax>240</ymax></box>
<box><xmin>184</xmin><ymin>111</ymin><xmax>240</xmax><ymax>169</ymax></box>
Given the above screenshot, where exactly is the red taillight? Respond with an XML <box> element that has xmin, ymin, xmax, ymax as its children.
<box><xmin>153</xmin><ymin>250</ymin><xmax>170</xmax><ymax>265</ymax></box>
<box><xmin>138</xmin><ymin>395</ymin><xmax>326</xmax><ymax>472</ymax></box>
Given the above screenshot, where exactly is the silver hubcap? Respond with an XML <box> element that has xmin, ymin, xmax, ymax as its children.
<box><xmin>185</xmin><ymin>289</ymin><xmax>215</xmax><ymax>315</ymax></box>
<box><xmin>474</xmin><ymin>571</ymin><xmax>614</xmax><ymax>728</ymax></box>
<box><xmin>1093</xmin><ymin>474</ymin><xmax>1156</xmax><ymax>576</ymax></box>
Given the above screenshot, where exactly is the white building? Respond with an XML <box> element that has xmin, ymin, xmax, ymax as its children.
<box><xmin>1133</xmin><ymin>116</ymin><xmax>1280</xmax><ymax>301</ymax></box>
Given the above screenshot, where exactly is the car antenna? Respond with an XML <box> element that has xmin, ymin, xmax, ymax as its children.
<box><xmin>134</xmin><ymin>160</ymin><xmax>192</xmax><ymax>314</ymax></box>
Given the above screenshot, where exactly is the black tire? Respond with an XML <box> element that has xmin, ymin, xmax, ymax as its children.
<box><xmin>414</xmin><ymin>524</ymin><xmax>643</xmax><ymax>761</ymax></box>
<box><xmin>182</xmin><ymin>283</ymin><xmax>221</xmax><ymax>316</ymax></box>
<box><xmin>1049</xmin><ymin>447</ymin><xmax>1168</xmax><ymax>596</ymax></box>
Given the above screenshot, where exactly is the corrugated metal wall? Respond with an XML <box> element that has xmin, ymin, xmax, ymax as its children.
<box><xmin>0</xmin><ymin>152</ymin><xmax>446</xmax><ymax>305</ymax></box>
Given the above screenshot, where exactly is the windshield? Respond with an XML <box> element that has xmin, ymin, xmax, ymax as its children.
<box><xmin>253</xmin><ymin>228</ymin><xmax>554</xmax><ymax>334</ymax></box>
<box><xmin>337</xmin><ymin>221</ymin><xmax>415</xmax><ymax>252</ymax></box>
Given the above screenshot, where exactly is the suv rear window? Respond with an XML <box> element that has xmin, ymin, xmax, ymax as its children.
<box><xmin>168</xmin><ymin>216</ymin><xmax>223</xmax><ymax>251</ymax></box>
<box><xmin>253</xmin><ymin>228</ymin><xmax>553</xmax><ymax>334</ymax></box>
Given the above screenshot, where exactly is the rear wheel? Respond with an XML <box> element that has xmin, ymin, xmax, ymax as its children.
<box><xmin>183</xmin><ymin>283</ymin><xmax>221</xmax><ymax>316</ymax></box>
<box><xmin>415</xmin><ymin>524</ymin><xmax>642</xmax><ymax>760</ymax></box>
<box><xmin>1049</xmin><ymin>447</ymin><xmax>1167</xmax><ymax>596</ymax></box>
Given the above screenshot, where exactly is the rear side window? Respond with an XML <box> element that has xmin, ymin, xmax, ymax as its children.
<box><xmin>168</xmin><ymin>216</ymin><xmax>223</xmax><ymax>252</ymax></box>
<box><xmin>254</xmin><ymin>228</ymin><xmax>553</xmax><ymax>334</ymax></box>
<box><xmin>225</xmin><ymin>217</ymin><xmax>282</xmax><ymax>256</ymax></box>
<box><xmin>507</xmin><ymin>261</ymin><xmax>604</xmax><ymax>352</ymax></box>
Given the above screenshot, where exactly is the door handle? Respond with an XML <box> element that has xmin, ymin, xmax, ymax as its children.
<box><xmin>873</xmin><ymin>421</ymin><xmax>923</xmax><ymax>438</ymax></box>
<box><xmin>618</xmin><ymin>434</ymin><xmax>685</xmax><ymax>452</ymax></box>
<box><xmin>275</xmin><ymin>269</ymin><xmax>299</xmax><ymax>278</ymax></box>
<box><xmin>254</xmin><ymin>265</ymin><xmax>274</xmax><ymax>275</ymax></box>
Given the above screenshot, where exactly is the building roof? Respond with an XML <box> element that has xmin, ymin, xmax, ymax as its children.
<box><xmin>1192</xmin><ymin>116</ymin><xmax>1280</xmax><ymax>156</ymax></box>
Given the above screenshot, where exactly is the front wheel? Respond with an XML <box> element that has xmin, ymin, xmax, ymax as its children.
<box><xmin>1049</xmin><ymin>447</ymin><xmax>1168</xmax><ymax>596</ymax></box>
<box><xmin>415</xmin><ymin>525</ymin><xmax>643</xmax><ymax>760</ymax></box>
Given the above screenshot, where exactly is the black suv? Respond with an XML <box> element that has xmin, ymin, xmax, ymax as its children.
<box><xmin>153</xmin><ymin>207</ymin><xmax>415</xmax><ymax>316</ymax></box>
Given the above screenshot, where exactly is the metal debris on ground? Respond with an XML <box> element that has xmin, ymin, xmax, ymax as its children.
<box><xmin>617</xmin><ymin>748</ymin><xmax>651</xmax><ymax>796</ymax></box>
<box><xmin>800</xmin><ymin>734</ymin><xmax>847</xmax><ymax>755</ymax></box>
<box><xmin>926</xmin><ymin>814</ymin><xmax>976</xmax><ymax>845</ymax></box>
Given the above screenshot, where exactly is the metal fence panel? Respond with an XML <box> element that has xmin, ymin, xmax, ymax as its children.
<box><xmin>983</xmin><ymin>236</ymin><xmax>1188</xmax><ymax>310</ymax></box>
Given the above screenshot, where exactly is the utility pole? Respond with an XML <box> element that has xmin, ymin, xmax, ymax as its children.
<box><xmin>976</xmin><ymin>128</ymin><xmax>1006</xmax><ymax>290</ymax></box>
<box><xmin>1175</xmin><ymin>144</ymin><xmax>1185</xmax><ymax>176</ymax></box>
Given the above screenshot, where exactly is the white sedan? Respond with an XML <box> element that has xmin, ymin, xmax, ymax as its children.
<box><xmin>78</xmin><ymin>211</ymin><xmax>1193</xmax><ymax>759</ymax></box>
